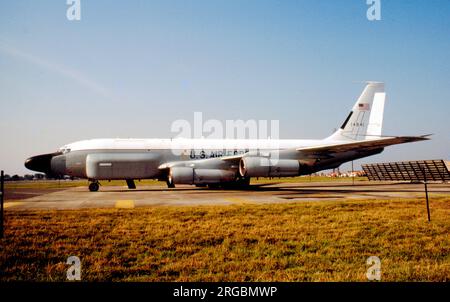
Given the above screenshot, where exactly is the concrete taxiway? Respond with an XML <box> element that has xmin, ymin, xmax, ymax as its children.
<box><xmin>4</xmin><ymin>181</ymin><xmax>450</xmax><ymax>210</ymax></box>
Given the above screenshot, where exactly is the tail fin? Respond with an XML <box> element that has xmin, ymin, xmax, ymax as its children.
<box><xmin>327</xmin><ymin>82</ymin><xmax>386</xmax><ymax>141</ymax></box>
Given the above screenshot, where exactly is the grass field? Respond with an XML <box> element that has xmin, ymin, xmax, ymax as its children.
<box><xmin>3</xmin><ymin>176</ymin><xmax>367</xmax><ymax>190</ymax></box>
<box><xmin>1</xmin><ymin>196</ymin><xmax>449</xmax><ymax>281</ymax></box>
<box><xmin>3</xmin><ymin>179</ymin><xmax>162</xmax><ymax>190</ymax></box>
<box><xmin>252</xmin><ymin>176</ymin><xmax>368</xmax><ymax>183</ymax></box>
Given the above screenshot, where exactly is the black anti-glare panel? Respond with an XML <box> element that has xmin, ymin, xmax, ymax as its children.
<box><xmin>362</xmin><ymin>160</ymin><xmax>450</xmax><ymax>182</ymax></box>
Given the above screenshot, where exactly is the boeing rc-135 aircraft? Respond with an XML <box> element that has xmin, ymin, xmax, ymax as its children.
<box><xmin>25</xmin><ymin>82</ymin><xmax>429</xmax><ymax>191</ymax></box>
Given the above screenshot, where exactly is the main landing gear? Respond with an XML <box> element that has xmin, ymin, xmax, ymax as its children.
<box><xmin>88</xmin><ymin>180</ymin><xmax>100</xmax><ymax>192</ymax></box>
<box><xmin>88</xmin><ymin>179</ymin><xmax>137</xmax><ymax>191</ymax></box>
<box><xmin>166</xmin><ymin>174</ymin><xmax>175</xmax><ymax>188</ymax></box>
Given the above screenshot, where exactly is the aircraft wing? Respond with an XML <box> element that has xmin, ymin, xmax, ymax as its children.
<box><xmin>217</xmin><ymin>135</ymin><xmax>431</xmax><ymax>159</ymax></box>
<box><xmin>159</xmin><ymin>135</ymin><xmax>430</xmax><ymax>170</ymax></box>
<box><xmin>296</xmin><ymin>135</ymin><xmax>430</xmax><ymax>155</ymax></box>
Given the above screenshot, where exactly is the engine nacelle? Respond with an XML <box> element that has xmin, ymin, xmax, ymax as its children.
<box><xmin>239</xmin><ymin>157</ymin><xmax>300</xmax><ymax>177</ymax></box>
<box><xmin>170</xmin><ymin>167</ymin><xmax>236</xmax><ymax>185</ymax></box>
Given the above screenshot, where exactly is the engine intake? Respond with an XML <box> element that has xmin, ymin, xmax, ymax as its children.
<box><xmin>239</xmin><ymin>157</ymin><xmax>300</xmax><ymax>177</ymax></box>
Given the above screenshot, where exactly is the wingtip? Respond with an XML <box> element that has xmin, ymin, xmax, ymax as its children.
<box><xmin>420</xmin><ymin>133</ymin><xmax>433</xmax><ymax>138</ymax></box>
<box><xmin>411</xmin><ymin>134</ymin><xmax>432</xmax><ymax>141</ymax></box>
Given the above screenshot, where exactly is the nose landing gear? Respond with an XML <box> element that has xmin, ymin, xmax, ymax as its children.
<box><xmin>88</xmin><ymin>180</ymin><xmax>100</xmax><ymax>192</ymax></box>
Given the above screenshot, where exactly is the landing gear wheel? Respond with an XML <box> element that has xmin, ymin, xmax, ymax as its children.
<box><xmin>237</xmin><ymin>177</ymin><xmax>251</xmax><ymax>187</ymax></box>
<box><xmin>89</xmin><ymin>182</ymin><xmax>100</xmax><ymax>192</ymax></box>
<box><xmin>166</xmin><ymin>174</ymin><xmax>175</xmax><ymax>188</ymax></box>
<box><xmin>226</xmin><ymin>177</ymin><xmax>250</xmax><ymax>189</ymax></box>
<box><xmin>207</xmin><ymin>183</ymin><xmax>221</xmax><ymax>189</ymax></box>
<box><xmin>195</xmin><ymin>184</ymin><xmax>208</xmax><ymax>187</ymax></box>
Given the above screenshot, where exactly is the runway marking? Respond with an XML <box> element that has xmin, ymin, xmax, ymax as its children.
<box><xmin>225</xmin><ymin>197</ymin><xmax>254</xmax><ymax>205</ymax></box>
<box><xmin>3</xmin><ymin>202</ymin><xmax>24</xmax><ymax>209</ymax></box>
<box><xmin>115</xmin><ymin>200</ymin><xmax>135</xmax><ymax>209</ymax></box>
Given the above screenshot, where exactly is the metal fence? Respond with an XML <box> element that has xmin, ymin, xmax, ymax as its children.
<box><xmin>362</xmin><ymin>160</ymin><xmax>450</xmax><ymax>182</ymax></box>
<box><xmin>361</xmin><ymin>160</ymin><xmax>449</xmax><ymax>222</ymax></box>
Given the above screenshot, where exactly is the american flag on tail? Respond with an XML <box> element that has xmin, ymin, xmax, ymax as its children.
<box><xmin>358</xmin><ymin>103</ymin><xmax>370</xmax><ymax>111</ymax></box>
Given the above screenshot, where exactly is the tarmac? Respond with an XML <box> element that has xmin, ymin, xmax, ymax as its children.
<box><xmin>4</xmin><ymin>181</ymin><xmax>450</xmax><ymax>210</ymax></box>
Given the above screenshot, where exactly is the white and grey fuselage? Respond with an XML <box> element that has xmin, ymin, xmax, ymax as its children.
<box><xmin>24</xmin><ymin>82</ymin><xmax>429</xmax><ymax>190</ymax></box>
<box><xmin>50</xmin><ymin>137</ymin><xmax>382</xmax><ymax>179</ymax></box>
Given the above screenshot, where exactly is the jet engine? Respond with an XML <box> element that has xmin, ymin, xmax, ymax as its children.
<box><xmin>239</xmin><ymin>157</ymin><xmax>300</xmax><ymax>177</ymax></box>
<box><xmin>168</xmin><ymin>167</ymin><xmax>236</xmax><ymax>185</ymax></box>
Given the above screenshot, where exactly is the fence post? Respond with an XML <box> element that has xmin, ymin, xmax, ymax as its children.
<box><xmin>424</xmin><ymin>181</ymin><xmax>431</xmax><ymax>222</ymax></box>
<box><xmin>1</xmin><ymin>170</ymin><xmax>4</xmax><ymax>239</ymax></box>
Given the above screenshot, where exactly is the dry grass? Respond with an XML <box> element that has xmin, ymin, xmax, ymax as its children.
<box><xmin>1</xmin><ymin>197</ymin><xmax>449</xmax><ymax>281</ymax></box>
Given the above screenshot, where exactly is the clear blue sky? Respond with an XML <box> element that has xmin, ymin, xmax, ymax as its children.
<box><xmin>1</xmin><ymin>0</ymin><xmax>449</xmax><ymax>175</ymax></box>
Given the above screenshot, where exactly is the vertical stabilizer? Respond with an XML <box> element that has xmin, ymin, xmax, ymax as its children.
<box><xmin>327</xmin><ymin>82</ymin><xmax>385</xmax><ymax>141</ymax></box>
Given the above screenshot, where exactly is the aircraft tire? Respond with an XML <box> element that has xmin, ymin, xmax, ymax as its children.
<box><xmin>89</xmin><ymin>182</ymin><xmax>99</xmax><ymax>192</ymax></box>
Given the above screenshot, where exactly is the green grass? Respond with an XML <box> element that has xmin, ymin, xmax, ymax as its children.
<box><xmin>1</xmin><ymin>196</ymin><xmax>449</xmax><ymax>281</ymax></box>
<box><xmin>252</xmin><ymin>176</ymin><xmax>368</xmax><ymax>183</ymax></box>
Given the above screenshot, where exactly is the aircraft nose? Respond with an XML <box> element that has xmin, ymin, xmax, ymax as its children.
<box><xmin>25</xmin><ymin>152</ymin><xmax>62</xmax><ymax>174</ymax></box>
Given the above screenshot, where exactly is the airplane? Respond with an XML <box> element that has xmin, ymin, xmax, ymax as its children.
<box><xmin>25</xmin><ymin>82</ymin><xmax>429</xmax><ymax>192</ymax></box>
